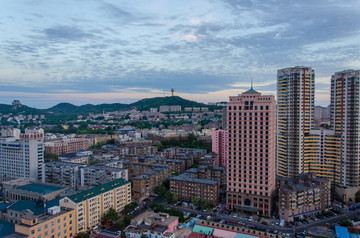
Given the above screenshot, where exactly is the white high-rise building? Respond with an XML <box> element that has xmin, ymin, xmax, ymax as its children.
<box><xmin>0</xmin><ymin>128</ymin><xmax>44</xmax><ymax>181</ymax></box>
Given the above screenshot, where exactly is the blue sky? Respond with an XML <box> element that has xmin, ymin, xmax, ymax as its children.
<box><xmin>0</xmin><ymin>0</ymin><xmax>359</xmax><ymax>108</ymax></box>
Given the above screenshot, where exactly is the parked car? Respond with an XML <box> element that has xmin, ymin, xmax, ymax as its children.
<box><xmin>233</xmin><ymin>213</ymin><xmax>237</xmax><ymax>218</ymax></box>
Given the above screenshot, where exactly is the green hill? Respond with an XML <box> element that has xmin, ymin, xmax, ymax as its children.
<box><xmin>131</xmin><ymin>96</ymin><xmax>212</xmax><ymax>111</ymax></box>
<box><xmin>0</xmin><ymin>96</ymin><xmax>220</xmax><ymax>117</ymax></box>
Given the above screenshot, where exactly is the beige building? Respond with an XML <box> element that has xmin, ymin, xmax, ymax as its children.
<box><xmin>14</xmin><ymin>207</ymin><xmax>75</xmax><ymax>238</ymax></box>
<box><xmin>45</xmin><ymin>138</ymin><xmax>90</xmax><ymax>156</ymax></box>
<box><xmin>60</xmin><ymin>178</ymin><xmax>131</xmax><ymax>233</ymax></box>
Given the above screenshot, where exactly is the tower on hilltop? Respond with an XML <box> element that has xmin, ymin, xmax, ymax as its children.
<box><xmin>171</xmin><ymin>88</ymin><xmax>174</xmax><ymax>96</ymax></box>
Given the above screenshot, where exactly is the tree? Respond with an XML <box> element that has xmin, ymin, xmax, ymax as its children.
<box><xmin>75</xmin><ymin>232</ymin><xmax>89</xmax><ymax>238</ymax></box>
<box><xmin>102</xmin><ymin>208</ymin><xmax>119</xmax><ymax>225</ymax></box>
<box><xmin>200</xmin><ymin>199</ymin><xmax>211</xmax><ymax>210</ymax></box>
<box><xmin>356</xmin><ymin>191</ymin><xmax>360</xmax><ymax>203</ymax></box>
<box><xmin>154</xmin><ymin>185</ymin><xmax>167</xmax><ymax>197</ymax></box>
<box><xmin>165</xmin><ymin>191</ymin><xmax>174</xmax><ymax>204</ymax></box>
<box><xmin>191</xmin><ymin>198</ymin><xmax>199</xmax><ymax>208</ymax></box>
<box><xmin>172</xmin><ymin>194</ymin><xmax>179</xmax><ymax>203</ymax></box>
<box><xmin>141</xmin><ymin>235</ymin><xmax>147</xmax><ymax>238</ymax></box>
<box><xmin>121</xmin><ymin>231</ymin><xmax>127</xmax><ymax>238</ymax></box>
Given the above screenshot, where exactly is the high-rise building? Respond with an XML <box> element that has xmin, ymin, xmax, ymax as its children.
<box><xmin>0</xmin><ymin>128</ymin><xmax>44</xmax><ymax>181</ymax></box>
<box><xmin>277</xmin><ymin>66</ymin><xmax>315</xmax><ymax>178</ymax></box>
<box><xmin>226</xmin><ymin>88</ymin><xmax>276</xmax><ymax>216</ymax></box>
<box><xmin>212</xmin><ymin>129</ymin><xmax>228</xmax><ymax>167</ymax></box>
<box><xmin>331</xmin><ymin>69</ymin><xmax>360</xmax><ymax>187</ymax></box>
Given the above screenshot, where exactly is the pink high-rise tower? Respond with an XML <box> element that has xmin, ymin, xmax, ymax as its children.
<box><xmin>212</xmin><ymin>130</ymin><xmax>228</xmax><ymax>167</ymax></box>
<box><xmin>226</xmin><ymin>88</ymin><xmax>276</xmax><ymax>216</ymax></box>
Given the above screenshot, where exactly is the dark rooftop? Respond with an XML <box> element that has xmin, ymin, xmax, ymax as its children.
<box><xmin>17</xmin><ymin>183</ymin><xmax>65</xmax><ymax>195</ymax></box>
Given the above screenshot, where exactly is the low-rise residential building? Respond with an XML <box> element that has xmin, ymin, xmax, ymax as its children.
<box><xmin>125</xmin><ymin>210</ymin><xmax>178</xmax><ymax>238</ymax></box>
<box><xmin>2</xmin><ymin>178</ymin><xmax>67</xmax><ymax>203</ymax></box>
<box><xmin>278</xmin><ymin>173</ymin><xmax>331</xmax><ymax>222</ymax></box>
<box><xmin>3</xmin><ymin>200</ymin><xmax>75</xmax><ymax>238</ymax></box>
<box><xmin>198</xmin><ymin>165</ymin><xmax>226</xmax><ymax>188</ymax></box>
<box><xmin>43</xmin><ymin>162</ymin><xmax>128</xmax><ymax>188</ymax></box>
<box><xmin>43</xmin><ymin>161</ymin><xmax>85</xmax><ymax>187</ymax></box>
<box><xmin>170</xmin><ymin>173</ymin><xmax>220</xmax><ymax>206</ymax></box>
<box><xmin>132</xmin><ymin>168</ymin><xmax>169</xmax><ymax>200</ymax></box>
<box><xmin>45</xmin><ymin>138</ymin><xmax>90</xmax><ymax>156</ymax></box>
<box><xmin>80</xmin><ymin>166</ymin><xmax>128</xmax><ymax>187</ymax></box>
<box><xmin>59</xmin><ymin>178</ymin><xmax>131</xmax><ymax>233</ymax></box>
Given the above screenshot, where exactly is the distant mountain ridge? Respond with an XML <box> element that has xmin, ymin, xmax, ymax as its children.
<box><xmin>0</xmin><ymin>96</ymin><xmax>220</xmax><ymax>116</ymax></box>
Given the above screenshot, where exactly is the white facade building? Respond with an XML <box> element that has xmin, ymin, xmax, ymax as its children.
<box><xmin>0</xmin><ymin>128</ymin><xmax>44</xmax><ymax>181</ymax></box>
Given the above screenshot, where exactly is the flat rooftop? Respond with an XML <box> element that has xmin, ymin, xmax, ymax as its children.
<box><xmin>17</xmin><ymin>183</ymin><xmax>65</xmax><ymax>194</ymax></box>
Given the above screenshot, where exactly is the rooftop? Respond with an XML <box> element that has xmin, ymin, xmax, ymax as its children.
<box><xmin>0</xmin><ymin>220</ymin><xmax>15</xmax><ymax>237</ymax></box>
<box><xmin>68</xmin><ymin>178</ymin><xmax>130</xmax><ymax>203</ymax></box>
<box><xmin>17</xmin><ymin>183</ymin><xmax>65</xmax><ymax>195</ymax></box>
<box><xmin>8</xmin><ymin>200</ymin><xmax>46</xmax><ymax>216</ymax></box>
<box><xmin>171</xmin><ymin>174</ymin><xmax>219</xmax><ymax>185</ymax></box>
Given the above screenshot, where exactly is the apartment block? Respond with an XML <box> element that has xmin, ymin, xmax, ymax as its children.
<box><xmin>170</xmin><ymin>174</ymin><xmax>219</xmax><ymax>206</ymax></box>
<box><xmin>331</xmin><ymin>70</ymin><xmax>360</xmax><ymax>187</ymax></box>
<box><xmin>43</xmin><ymin>161</ymin><xmax>85</xmax><ymax>187</ymax></box>
<box><xmin>60</xmin><ymin>178</ymin><xmax>131</xmax><ymax>233</ymax></box>
<box><xmin>277</xmin><ymin>66</ymin><xmax>315</xmax><ymax>178</ymax></box>
<box><xmin>0</xmin><ymin>128</ymin><xmax>44</xmax><ymax>181</ymax></box>
<box><xmin>198</xmin><ymin>165</ymin><xmax>226</xmax><ymax>188</ymax></box>
<box><xmin>278</xmin><ymin>173</ymin><xmax>331</xmax><ymax>222</ymax></box>
<box><xmin>227</xmin><ymin>88</ymin><xmax>277</xmax><ymax>216</ymax></box>
<box><xmin>43</xmin><ymin>161</ymin><xmax>128</xmax><ymax>188</ymax></box>
<box><xmin>132</xmin><ymin>168</ymin><xmax>169</xmax><ymax>200</ymax></box>
<box><xmin>212</xmin><ymin>130</ymin><xmax>228</xmax><ymax>167</ymax></box>
<box><xmin>45</xmin><ymin>138</ymin><xmax>90</xmax><ymax>156</ymax></box>
<box><xmin>80</xmin><ymin>166</ymin><xmax>128</xmax><ymax>187</ymax></box>
<box><xmin>3</xmin><ymin>200</ymin><xmax>75</xmax><ymax>238</ymax></box>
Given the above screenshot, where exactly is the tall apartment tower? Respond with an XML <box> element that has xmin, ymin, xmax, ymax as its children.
<box><xmin>226</xmin><ymin>88</ymin><xmax>276</xmax><ymax>216</ymax></box>
<box><xmin>277</xmin><ymin>66</ymin><xmax>315</xmax><ymax>178</ymax></box>
<box><xmin>0</xmin><ymin>128</ymin><xmax>44</xmax><ymax>181</ymax></box>
<box><xmin>331</xmin><ymin>70</ymin><xmax>360</xmax><ymax>187</ymax></box>
<box><xmin>212</xmin><ymin>130</ymin><xmax>228</xmax><ymax>167</ymax></box>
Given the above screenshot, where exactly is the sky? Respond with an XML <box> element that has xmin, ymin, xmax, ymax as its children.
<box><xmin>0</xmin><ymin>0</ymin><xmax>360</xmax><ymax>108</ymax></box>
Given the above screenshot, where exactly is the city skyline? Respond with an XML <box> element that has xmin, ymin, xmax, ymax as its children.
<box><xmin>1</xmin><ymin>0</ymin><xmax>360</xmax><ymax>108</ymax></box>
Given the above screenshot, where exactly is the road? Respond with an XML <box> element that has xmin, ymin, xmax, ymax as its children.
<box><xmin>164</xmin><ymin>204</ymin><xmax>360</xmax><ymax>236</ymax></box>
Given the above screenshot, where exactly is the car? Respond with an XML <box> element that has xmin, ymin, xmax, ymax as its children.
<box><xmin>238</xmin><ymin>222</ymin><xmax>246</xmax><ymax>226</ymax></box>
<box><xmin>233</xmin><ymin>213</ymin><xmax>237</xmax><ymax>218</ymax></box>
<box><xmin>261</xmin><ymin>221</ymin><xmax>268</xmax><ymax>225</ymax></box>
<box><xmin>219</xmin><ymin>220</ymin><xmax>225</xmax><ymax>224</ymax></box>
<box><xmin>203</xmin><ymin>209</ymin><xmax>207</xmax><ymax>212</ymax></box>
<box><xmin>257</xmin><ymin>218</ymin><xmax>262</xmax><ymax>223</ymax></box>
<box><xmin>249</xmin><ymin>216</ymin><xmax>253</xmax><ymax>221</ymax></box>
<box><xmin>275</xmin><ymin>220</ymin><xmax>279</xmax><ymax>225</ymax></box>
<box><xmin>270</xmin><ymin>221</ymin><xmax>275</xmax><ymax>226</ymax></box>
<box><xmin>206</xmin><ymin>215</ymin><xmax>212</xmax><ymax>220</ymax></box>
<box><xmin>196</xmin><ymin>214</ymin><xmax>202</xmax><ymax>218</ymax></box>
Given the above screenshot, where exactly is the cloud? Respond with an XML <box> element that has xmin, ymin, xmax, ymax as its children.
<box><xmin>43</xmin><ymin>25</ymin><xmax>95</xmax><ymax>41</ymax></box>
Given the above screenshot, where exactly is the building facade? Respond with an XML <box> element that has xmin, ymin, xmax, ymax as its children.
<box><xmin>277</xmin><ymin>66</ymin><xmax>315</xmax><ymax>178</ymax></box>
<box><xmin>226</xmin><ymin>88</ymin><xmax>277</xmax><ymax>216</ymax></box>
<box><xmin>212</xmin><ymin>130</ymin><xmax>228</xmax><ymax>167</ymax></box>
<box><xmin>278</xmin><ymin>173</ymin><xmax>331</xmax><ymax>222</ymax></box>
<box><xmin>0</xmin><ymin>128</ymin><xmax>44</xmax><ymax>181</ymax></box>
<box><xmin>331</xmin><ymin>70</ymin><xmax>360</xmax><ymax>187</ymax></box>
<box><xmin>170</xmin><ymin>174</ymin><xmax>219</xmax><ymax>206</ymax></box>
<box><xmin>59</xmin><ymin>178</ymin><xmax>131</xmax><ymax>233</ymax></box>
<box><xmin>45</xmin><ymin>138</ymin><xmax>90</xmax><ymax>156</ymax></box>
